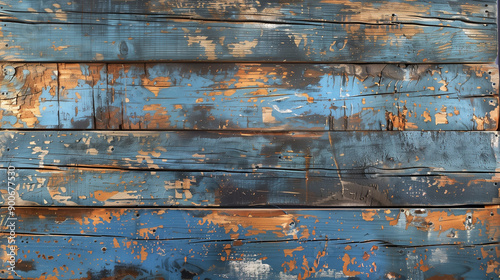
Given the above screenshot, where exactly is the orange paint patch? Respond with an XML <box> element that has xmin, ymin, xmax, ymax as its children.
<box><xmin>363</xmin><ymin>251</ymin><xmax>370</xmax><ymax>261</ymax></box>
<box><xmin>433</xmin><ymin>176</ymin><xmax>458</xmax><ymax>189</ymax></box>
<box><xmin>362</xmin><ymin>210</ymin><xmax>378</xmax><ymax>221</ymax></box>
<box><xmin>342</xmin><ymin>253</ymin><xmax>361</xmax><ymax>277</ymax></box>
<box><xmin>113</xmin><ymin>238</ymin><xmax>120</xmax><ymax>248</ymax></box>
<box><xmin>487</xmin><ymin>260</ymin><xmax>500</xmax><ymax>274</ymax></box>
<box><xmin>140</xmin><ymin>246</ymin><xmax>148</xmax><ymax>262</ymax></box>
<box><xmin>138</xmin><ymin>225</ymin><xmax>163</xmax><ymax>239</ymax></box>
<box><xmin>284</xmin><ymin>246</ymin><xmax>304</xmax><ymax>257</ymax></box>
<box><xmin>282</xmin><ymin>259</ymin><xmax>297</xmax><ymax>272</ymax></box>
<box><xmin>199</xmin><ymin>210</ymin><xmax>300</xmax><ymax>238</ymax></box>
<box><xmin>299</xmin><ymin>93</ymin><xmax>314</xmax><ymax>103</ymax></box>
<box><xmin>142</xmin><ymin>76</ymin><xmax>171</xmax><ymax>97</ymax></box>
<box><xmin>93</xmin><ymin>190</ymin><xmax>119</xmax><ymax>202</ymax></box>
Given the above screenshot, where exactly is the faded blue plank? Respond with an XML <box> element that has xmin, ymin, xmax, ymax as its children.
<box><xmin>2</xmin><ymin>168</ymin><xmax>499</xmax><ymax>207</ymax></box>
<box><xmin>0</xmin><ymin>0</ymin><xmax>496</xmax><ymax>62</ymax></box>
<box><xmin>0</xmin><ymin>208</ymin><xmax>499</xmax><ymax>279</ymax></box>
<box><xmin>0</xmin><ymin>131</ymin><xmax>498</xmax><ymax>172</ymax></box>
<box><xmin>0</xmin><ymin>131</ymin><xmax>499</xmax><ymax>207</ymax></box>
<box><xmin>106</xmin><ymin>63</ymin><xmax>499</xmax><ymax>130</ymax></box>
<box><xmin>1</xmin><ymin>63</ymin><xmax>496</xmax><ymax>130</ymax></box>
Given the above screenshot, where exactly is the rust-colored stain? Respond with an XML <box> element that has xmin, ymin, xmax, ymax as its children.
<box><xmin>282</xmin><ymin>259</ymin><xmax>297</xmax><ymax>273</ymax></box>
<box><xmin>486</xmin><ymin>260</ymin><xmax>500</xmax><ymax>274</ymax></box>
<box><xmin>341</xmin><ymin>253</ymin><xmax>361</xmax><ymax>277</ymax></box>
<box><xmin>138</xmin><ymin>225</ymin><xmax>164</xmax><ymax>239</ymax></box>
<box><xmin>199</xmin><ymin>210</ymin><xmax>299</xmax><ymax>238</ymax></box>
<box><xmin>362</xmin><ymin>210</ymin><xmax>377</xmax><ymax>221</ymax></box>
<box><xmin>141</xmin><ymin>75</ymin><xmax>171</xmax><ymax>97</ymax></box>
<box><xmin>93</xmin><ymin>190</ymin><xmax>119</xmax><ymax>202</ymax></box>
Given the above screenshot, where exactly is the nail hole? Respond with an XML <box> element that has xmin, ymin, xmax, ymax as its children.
<box><xmin>400</xmin><ymin>209</ymin><xmax>405</xmax><ymax>213</ymax></box>
<box><xmin>101</xmin><ymin>247</ymin><xmax>107</xmax><ymax>252</ymax></box>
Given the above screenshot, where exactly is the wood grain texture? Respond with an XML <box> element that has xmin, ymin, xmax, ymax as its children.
<box><xmin>107</xmin><ymin>63</ymin><xmax>499</xmax><ymax>131</ymax></box>
<box><xmin>1</xmin><ymin>63</ymin><xmax>498</xmax><ymax>130</ymax></box>
<box><xmin>1</xmin><ymin>208</ymin><xmax>499</xmax><ymax>279</ymax></box>
<box><xmin>3</xmin><ymin>168</ymin><xmax>500</xmax><ymax>207</ymax></box>
<box><xmin>0</xmin><ymin>0</ymin><xmax>496</xmax><ymax>62</ymax></box>
<box><xmin>58</xmin><ymin>63</ymin><xmax>107</xmax><ymax>129</ymax></box>
<box><xmin>0</xmin><ymin>131</ymin><xmax>499</xmax><ymax>207</ymax></box>
<box><xmin>0</xmin><ymin>64</ymin><xmax>58</xmax><ymax>128</ymax></box>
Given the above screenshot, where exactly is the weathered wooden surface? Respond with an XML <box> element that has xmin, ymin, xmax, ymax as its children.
<box><xmin>107</xmin><ymin>63</ymin><xmax>499</xmax><ymax>130</ymax></box>
<box><xmin>0</xmin><ymin>64</ymin><xmax>58</xmax><ymax>128</ymax></box>
<box><xmin>0</xmin><ymin>0</ymin><xmax>496</xmax><ymax>62</ymax></box>
<box><xmin>1</xmin><ymin>208</ymin><xmax>499</xmax><ymax>279</ymax></box>
<box><xmin>59</xmin><ymin>63</ymin><xmax>107</xmax><ymax>129</ymax></box>
<box><xmin>0</xmin><ymin>0</ymin><xmax>498</xmax><ymax>279</ymax></box>
<box><xmin>2</xmin><ymin>168</ymin><xmax>500</xmax><ymax>207</ymax></box>
<box><xmin>0</xmin><ymin>131</ymin><xmax>499</xmax><ymax>207</ymax></box>
<box><xmin>1</xmin><ymin>63</ymin><xmax>498</xmax><ymax>130</ymax></box>
<box><xmin>1</xmin><ymin>131</ymin><xmax>498</xmax><ymax>171</ymax></box>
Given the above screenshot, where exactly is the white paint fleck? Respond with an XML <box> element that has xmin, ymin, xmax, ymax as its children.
<box><xmin>228</xmin><ymin>260</ymin><xmax>271</xmax><ymax>279</ymax></box>
<box><xmin>272</xmin><ymin>105</ymin><xmax>292</xmax><ymax>113</ymax></box>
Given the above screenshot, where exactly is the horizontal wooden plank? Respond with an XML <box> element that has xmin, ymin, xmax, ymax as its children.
<box><xmin>0</xmin><ymin>63</ymin><xmax>59</xmax><ymax>128</ymax></box>
<box><xmin>2</xmin><ymin>63</ymin><xmax>498</xmax><ymax>130</ymax></box>
<box><xmin>1</xmin><ymin>131</ymin><xmax>499</xmax><ymax>207</ymax></box>
<box><xmin>3</xmin><ymin>168</ymin><xmax>500</xmax><ymax>207</ymax></box>
<box><xmin>1</xmin><ymin>208</ymin><xmax>499</xmax><ymax>279</ymax></box>
<box><xmin>1</xmin><ymin>131</ymin><xmax>498</xmax><ymax>171</ymax></box>
<box><xmin>0</xmin><ymin>0</ymin><xmax>496</xmax><ymax>62</ymax></box>
<box><xmin>108</xmin><ymin>63</ymin><xmax>499</xmax><ymax>130</ymax></box>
